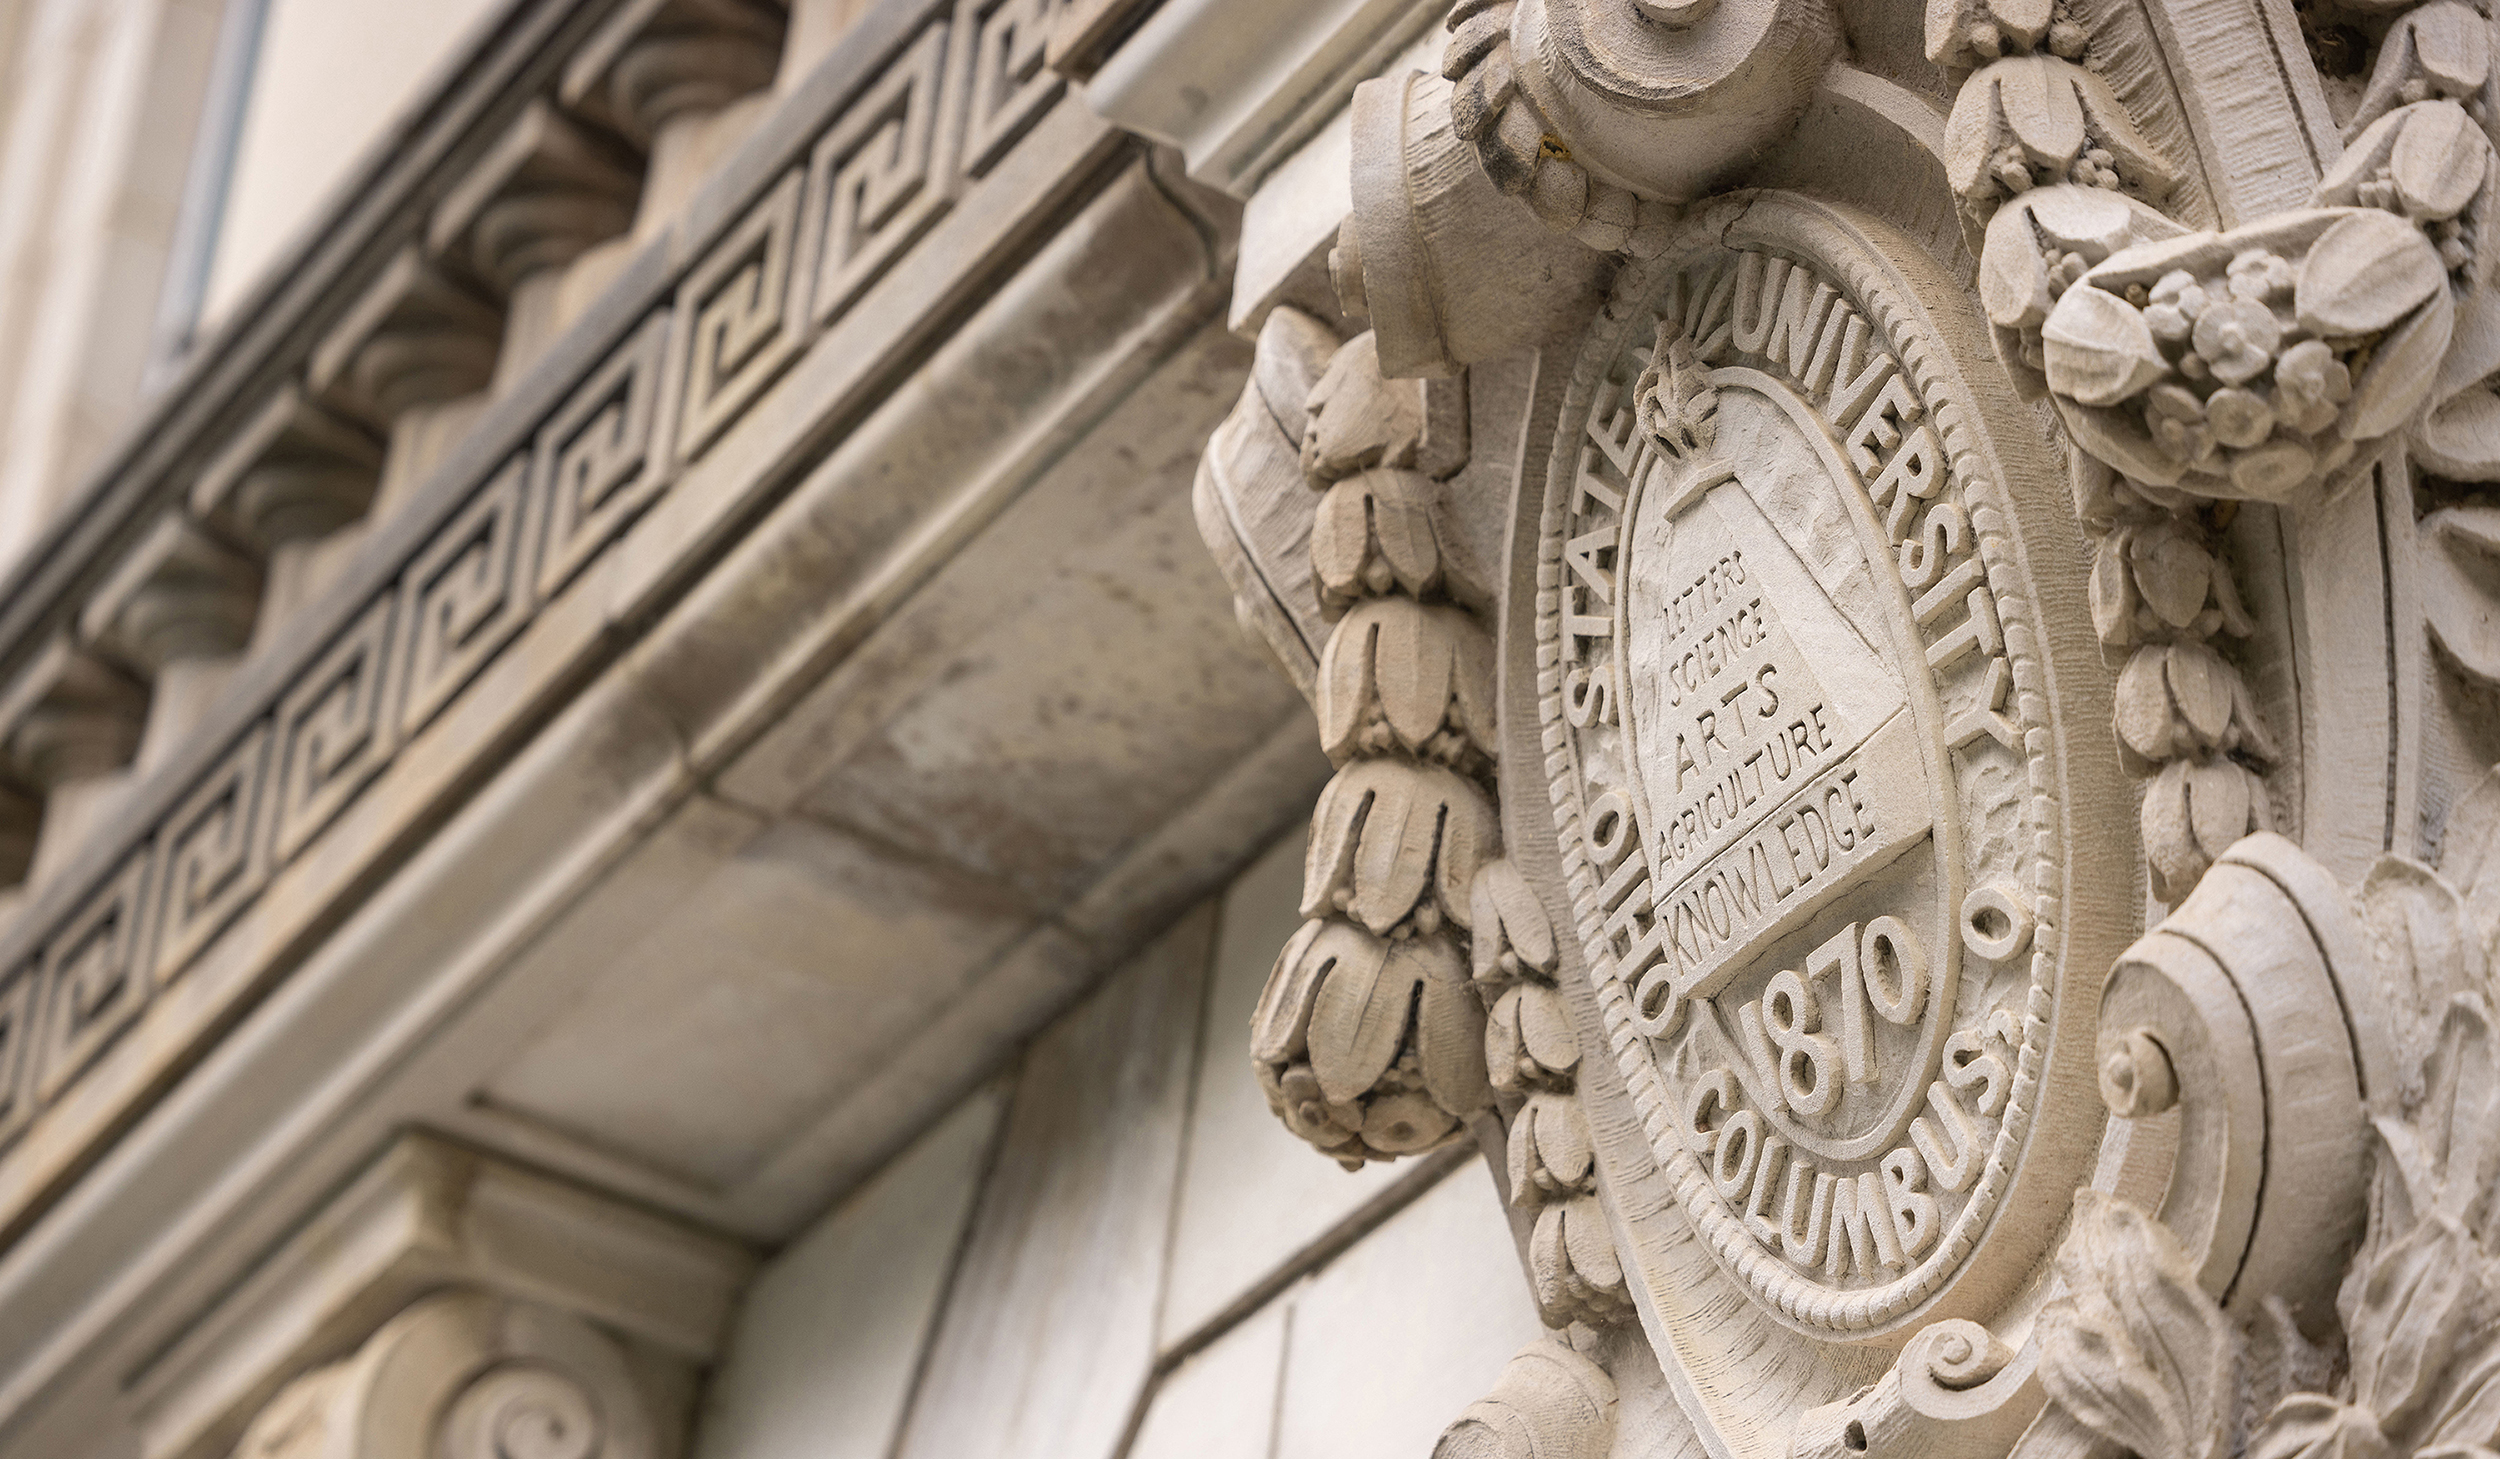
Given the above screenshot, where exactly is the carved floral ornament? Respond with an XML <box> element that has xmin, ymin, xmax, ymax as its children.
<box><xmin>1190</xmin><ymin>0</ymin><xmax>2500</xmax><ymax>1449</ymax></box>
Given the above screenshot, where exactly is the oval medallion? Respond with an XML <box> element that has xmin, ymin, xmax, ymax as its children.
<box><xmin>1535</xmin><ymin>194</ymin><xmax>2121</xmax><ymax>1338</ymax></box>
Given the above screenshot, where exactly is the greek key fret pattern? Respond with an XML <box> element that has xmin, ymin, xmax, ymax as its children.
<box><xmin>810</xmin><ymin>21</ymin><xmax>955</xmax><ymax>323</ymax></box>
<box><xmin>271</xmin><ymin>597</ymin><xmax>400</xmax><ymax>865</ymax></box>
<box><xmin>957</xmin><ymin>0</ymin><xmax>1064</xmax><ymax>177</ymax></box>
<box><xmin>0</xmin><ymin>972</ymin><xmax>35</xmax><ymax>1147</ymax></box>
<box><xmin>153</xmin><ymin>725</ymin><xmax>273</xmax><ymax>982</ymax></box>
<box><xmin>0</xmin><ymin>1</ymin><xmax>1074</xmax><ymax>1158</ymax></box>
<box><xmin>36</xmin><ymin>851</ymin><xmax>156</xmax><ymax>1103</ymax></box>
<box><xmin>538</xmin><ymin>316</ymin><xmax>668</xmax><ymax>597</ymax></box>
<box><xmin>403</xmin><ymin>459</ymin><xmax>538</xmax><ymax>736</ymax></box>
<box><xmin>679</xmin><ymin>173</ymin><xmax>806</xmax><ymax>458</ymax></box>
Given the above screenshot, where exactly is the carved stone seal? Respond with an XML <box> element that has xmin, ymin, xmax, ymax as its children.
<box><xmin>1533</xmin><ymin>193</ymin><xmax>2133</xmax><ymax>1351</ymax></box>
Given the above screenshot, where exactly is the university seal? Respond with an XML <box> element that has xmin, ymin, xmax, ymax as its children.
<box><xmin>1534</xmin><ymin>194</ymin><xmax>2133</xmax><ymax>1340</ymax></box>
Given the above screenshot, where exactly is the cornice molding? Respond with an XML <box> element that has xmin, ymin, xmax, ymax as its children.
<box><xmin>0</xmin><ymin>0</ymin><xmax>1133</xmax><ymax>1252</ymax></box>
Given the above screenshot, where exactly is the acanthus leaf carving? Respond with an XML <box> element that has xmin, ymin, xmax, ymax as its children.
<box><xmin>1433</xmin><ymin>1336</ymin><xmax>1620</xmax><ymax>1459</ymax></box>
<box><xmin>2036</xmin><ymin>1189</ymin><xmax>2239</xmax><ymax>1459</ymax></box>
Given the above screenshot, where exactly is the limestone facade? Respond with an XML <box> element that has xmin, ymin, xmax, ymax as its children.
<box><xmin>0</xmin><ymin>0</ymin><xmax>2488</xmax><ymax>1456</ymax></box>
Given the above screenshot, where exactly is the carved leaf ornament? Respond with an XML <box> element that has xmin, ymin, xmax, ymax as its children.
<box><xmin>2038</xmin><ymin>1192</ymin><xmax>2237</xmax><ymax>1459</ymax></box>
<box><xmin>1202</xmin><ymin>307</ymin><xmax>1638</xmax><ymax>1321</ymax></box>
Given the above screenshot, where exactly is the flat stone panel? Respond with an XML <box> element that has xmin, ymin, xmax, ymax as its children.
<box><xmin>1127</xmin><ymin>1303</ymin><xmax>1289</xmax><ymax>1459</ymax></box>
<box><xmin>1273</xmin><ymin>1163</ymin><xmax>1545</xmax><ymax>1459</ymax></box>
<box><xmin>692</xmin><ymin>1089</ymin><xmax>1004</xmax><ymax>1459</ymax></box>
<box><xmin>891</xmin><ymin>907</ymin><xmax>1212</xmax><ymax>1459</ymax></box>
<box><xmin>479</xmin><ymin>816</ymin><xmax>1034</xmax><ymax>1190</ymax></box>
<box><xmin>785</xmin><ymin>330</ymin><xmax>1294</xmax><ymax>909</ymax></box>
<box><xmin>1157</xmin><ymin>828</ymin><xmax>1408</xmax><ymax>1345</ymax></box>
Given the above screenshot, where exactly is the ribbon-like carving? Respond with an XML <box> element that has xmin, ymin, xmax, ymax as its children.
<box><xmin>1434</xmin><ymin>1336</ymin><xmax>1621</xmax><ymax>1458</ymax></box>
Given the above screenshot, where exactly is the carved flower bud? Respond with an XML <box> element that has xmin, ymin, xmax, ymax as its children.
<box><xmin>1252</xmin><ymin>919</ymin><xmax>1489</xmax><ymax>1163</ymax></box>
<box><xmin>1302</xmin><ymin>333</ymin><xmax>1426</xmax><ymax>484</ymax></box>
<box><xmin>1942</xmin><ymin>57</ymin><xmax>2178</xmax><ymax>242</ymax></box>
<box><xmin>1315</xmin><ymin>598</ymin><xmax>1496</xmax><ymax>769</ymax></box>
<box><xmin>2142</xmin><ymin>755</ymin><xmax>2270</xmax><ymax>901</ymax></box>
<box><xmin>1979</xmin><ymin>185</ymin><xmax>2187</xmax><ymax>398</ymax></box>
<box><xmin>2323</xmin><ymin>99</ymin><xmax>2497</xmax><ymax>229</ymax></box>
<box><xmin>1305</xmin><ymin>758</ymin><xmax>1499</xmax><ymax>935</ymax></box>
<box><xmin>1530</xmin><ymin>1194</ymin><xmax>1635</xmax><ymax>1326</ymax></box>
<box><xmin>1312</xmin><ymin>468</ymin><xmax>1446</xmax><ymax>612</ymax></box>
<box><xmin>1470</xmin><ymin>857</ymin><xmax>1560</xmax><ymax>987</ymax></box>
<box><xmin>1925</xmin><ymin>0</ymin><xmax>2052</xmax><ymax>70</ymax></box>
<box><xmin>2190</xmin><ymin>297</ymin><xmax>2282</xmax><ymax>385</ymax></box>
<box><xmin>2089</xmin><ymin>521</ymin><xmax>2256</xmax><ymax>647</ymax></box>
<box><xmin>1510</xmin><ymin>1090</ymin><xmax>1596</xmax><ymax>1201</ymax></box>
<box><xmin>2115</xmin><ymin>641</ymin><xmax>2278</xmax><ymax>766</ymax></box>
<box><xmin>2346</xmin><ymin>0</ymin><xmax>2495</xmax><ymax>138</ymax></box>
<box><xmin>1488</xmin><ymin>981</ymin><xmax>1582</xmax><ymax>1094</ymax></box>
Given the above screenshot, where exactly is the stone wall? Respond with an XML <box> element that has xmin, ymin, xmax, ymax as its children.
<box><xmin>692</xmin><ymin>830</ymin><xmax>1546</xmax><ymax>1459</ymax></box>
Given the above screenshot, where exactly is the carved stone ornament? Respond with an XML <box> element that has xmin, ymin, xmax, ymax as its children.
<box><xmin>231</xmin><ymin>1290</ymin><xmax>658</xmax><ymax>1459</ymax></box>
<box><xmin>1192</xmin><ymin>0</ymin><xmax>2500</xmax><ymax>1440</ymax></box>
<box><xmin>1533</xmin><ymin>189</ymin><xmax>2127</xmax><ymax>1346</ymax></box>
